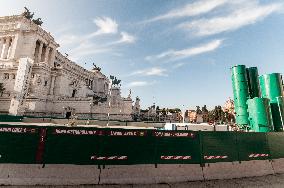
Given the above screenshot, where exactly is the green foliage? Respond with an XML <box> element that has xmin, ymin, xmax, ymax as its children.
<box><xmin>207</xmin><ymin>105</ymin><xmax>235</xmax><ymax>124</ymax></box>
<box><xmin>168</xmin><ymin>108</ymin><xmax>181</xmax><ymax>113</ymax></box>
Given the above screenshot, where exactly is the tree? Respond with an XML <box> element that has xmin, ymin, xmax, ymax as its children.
<box><xmin>0</xmin><ymin>83</ymin><xmax>5</xmax><ymax>95</ymax></box>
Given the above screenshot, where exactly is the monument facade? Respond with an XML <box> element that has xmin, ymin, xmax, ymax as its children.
<box><xmin>0</xmin><ymin>11</ymin><xmax>133</xmax><ymax>120</ymax></box>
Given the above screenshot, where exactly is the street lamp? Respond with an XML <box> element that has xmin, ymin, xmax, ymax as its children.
<box><xmin>182</xmin><ymin>104</ymin><xmax>185</xmax><ymax>123</ymax></box>
<box><xmin>147</xmin><ymin>107</ymin><xmax>150</xmax><ymax>122</ymax></box>
<box><xmin>107</xmin><ymin>77</ymin><xmax>113</xmax><ymax>126</ymax></box>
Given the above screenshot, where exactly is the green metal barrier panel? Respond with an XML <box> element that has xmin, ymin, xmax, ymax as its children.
<box><xmin>200</xmin><ymin>132</ymin><xmax>238</xmax><ymax>163</ymax></box>
<box><xmin>0</xmin><ymin>125</ymin><xmax>40</xmax><ymax>163</ymax></box>
<box><xmin>0</xmin><ymin>124</ymin><xmax>282</xmax><ymax>165</ymax></box>
<box><xmin>236</xmin><ymin>132</ymin><xmax>270</xmax><ymax>161</ymax></box>
<box><xmin>99</xmin><ymin>129</ymin><xmax>155</xmax><ymax>165</ymax></box>
<box><xmin>44</xmin><ymin>127</ymin><xmax>102</xmax><ymax>165</ymax></box>
<box><xmin>0</xmin><ymin>115</ymin><xmax>23</xmax><ymax>122</ymax></box>
<box><xmin>44</xmin><ymin>127</ymin><xmax>155</xmax><ymax>165</ymax></box>
<box><xmin>267</xmin><ymin>132</ymin><xmax>284</xmax><ymax>159</ymax></box>
<box><xmin>154</xmin><ymin>131</ymin><xmax>201</xmax><ymax>164</ymax></box>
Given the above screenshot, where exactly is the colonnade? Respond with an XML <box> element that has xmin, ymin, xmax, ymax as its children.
<box><xmin>34</xmin><ymin>40</ymin><xmax>55</xmax><ymax>65</ymax></box>
<box><xmin>0</xmin><ymin>37</ymin><xmax>13</xmax><ymax>59</ymax></box>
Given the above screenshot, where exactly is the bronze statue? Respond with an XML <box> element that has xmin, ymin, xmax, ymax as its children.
<box><xmin>112</xmin><ymin>77</ymin><xmax>121</xmax><ymax>86</ymax></box>
<box><xmin>202</xmin><ymin>105</ymin><xmax>208</xmax><ymax>113</ymax></box>
<box><xmin>32</xmin><ymin>18</ymin><xmax>43</xmax><ymax>26</ymax></box>
<box><xmin>22</xmin><ymin>7</ymin><xmax>34</xmax><ymax>20</ymax></box>
<box><xmin>196</xmin><ymin>106</ymin><xmax>202</xmax><ymax>114</ymax></box>
<box><xmin>110</xmin><ymin>75</ymin><xmax>121</xmax><ymax>86</ymax></box>
<box><xmin>92</xmin><ymin>63</ymin><xmax>101</xmax><ymax>71</ymax></box>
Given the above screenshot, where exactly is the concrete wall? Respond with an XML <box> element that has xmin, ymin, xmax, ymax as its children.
<box><xmin>0</xmin><ymin>159</ymin><xmax>281</xmax><ymax>185</ymax></box>
<box><xmin>0</xmin><ymin>99</ymin><xmax>10</xmax><ymax>112</ymax></box>
<box><xmin>0</xmin><ymin>164</ymin><xmax>100</xmax><ymax>185</ymax></box>
<box><xmin>22</xmin><ymin>118</ymin><xmax>164</xmax><ymax>127</ymax></box>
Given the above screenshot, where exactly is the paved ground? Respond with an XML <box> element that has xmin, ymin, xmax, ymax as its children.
<box><xmin>3</xmin><ymin>173</ymin><xmax>284</xmax><ymax>188</ymax></box>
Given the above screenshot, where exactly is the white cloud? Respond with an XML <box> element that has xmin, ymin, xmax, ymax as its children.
<box><xmin>57</xmin><ymin>17</ymin><xmax>118</xmax><ymax>47</ymax></box>
<box><xmin>145</xmin><ymin>0</ymin><xmax>228</xmax><ymax>23</ymax></box>
<box><xmin>126</xmin><ymin>81</ymin><xmax>156</xmax><ymax>88</ymax></box>
<box><xmin>131</xmin><ymin>67</ymin><xmax>167</xmax><ymax>76</ymax></box>
<box><xmin>118</xmin><ymin>32</ymin><xmax>136</xmax><ymax>43</ymax></box>
<box><xmin>56</xmin><ymin>34</ymin><xmax>78</xmax><ymax>46</ymax></box>
<box><xmin>173</xmin><ymin>62</ymin><xmax>186</xmax><ymax>69</ymax></box>
<box><xmin>55</xmin><ymin>18</ymin><xmax>136</xmax><ymax>60</ymax></box>
<box><xmin>179</xmin><ymin>2</ymin><xmax>283</xmax><ymax>36</ymax></box>
<box><xmin>87</xmin><ymin>17</ymin><xmax>118</xmax><ymax>38</ymax></box>
<box><xmin>54</xmin><ymin>15</ymin><xmax>137</xmax><ymax>61</ymax></box>
<box><xmin>146</xmin><ymin>39</ymin><xmax>223</xmax><ymax>62</ymax></box>
<box><xmin>69</xmin><ymin>41</ymin><xmax>111</xmax><ymax>60</ymax></box>
<box><xmin>109</xmin><ymin>32</ymin><xmax>136</xmax><ymax>45</ymax></box>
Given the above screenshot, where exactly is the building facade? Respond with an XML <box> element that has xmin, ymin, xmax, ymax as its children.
<box><xmin>0</xmin><ymin>14</ymin><xmax>133</xmax><ymax>120</ymax></box>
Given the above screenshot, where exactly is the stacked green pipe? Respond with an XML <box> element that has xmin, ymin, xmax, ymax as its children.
<box><xmin>231</xmin><ymin>65</ymin><xmax>250</xmax><ymax>126</ymax></box>
<box><xmin>259</xmin><ymin>73</ymin><xmax>284</xmax><ymax>131</ymax></box>
<box><xmin>276</xmin><ymin>96</ymin><xmax>284</xmax><ymax>128</ymax></box>
<box><xmin>247</xmin><ymin>98</ymin><xmax>273</xmax><ymax>132</ymax></box>
<box><xmin>246</xmin><ymin>67</ymin><xmax>260</xmax><ymax>98</ymax></box>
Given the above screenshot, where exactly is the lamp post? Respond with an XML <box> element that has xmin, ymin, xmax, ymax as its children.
<box><xmin>147</xmin><ymin>107</ymin><xmax>150</xmax><ymax>122</ymax></box>
<box><xmin>182</xmin><ymin>104</ymin><xmax>185</xmax><ymax>123</ymax></box>
<box><xmin>107</xmin><ymin>78</ymin><xmax>113</xmax><ymax>126</ymax></box>
<box><xmin>88</xmin><ymin>102</ymin><xmax>92</xmax><ymax>125</ymax></box>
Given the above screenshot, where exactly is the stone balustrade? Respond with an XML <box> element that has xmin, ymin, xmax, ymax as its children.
<box><xmin>0</xmin><ymin>23</ymin><xmax>18</xmax><ymax>30</ymax></box>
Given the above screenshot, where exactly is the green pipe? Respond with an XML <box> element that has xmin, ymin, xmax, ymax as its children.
<box><xmin>231</xmin><ymin>65</ymin><xmax>250</xmax><ymax>126</ymax></box>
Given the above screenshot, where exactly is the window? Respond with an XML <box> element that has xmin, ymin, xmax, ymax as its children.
<box><xmin>12</xmin><ymin>74</ymin><xmax>15</xmax><ymax>79</ymax></box>
<box><xmin>72</xmin><ymin>89</ymin><xmax>76</xmax><ymax>97</ymax></box>
<box><xmin>4</xmin><ymin>73</ymin><xmax>9</xmax><ymax>79</ymax></box>
<box><xmin>44</xmin><ymin>80</ymin><xmax>48</xmax><ymax>86</ymax></box>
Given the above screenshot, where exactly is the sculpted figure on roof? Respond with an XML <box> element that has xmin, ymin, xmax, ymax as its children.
<box><xmin>22</xmin><ymin>7</ymin><xmax>34</xmax><ymax>20</ymax></box>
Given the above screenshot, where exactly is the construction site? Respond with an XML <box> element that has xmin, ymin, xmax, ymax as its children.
<box><xmin>0</xmin><ymin>2</ymin><xmax>284</xmax><ymax>186</ymax></box>
<box><xmin>0</xmin><ymin>65</ymin><xmax>283</xmax><ymax>186</ymax></box>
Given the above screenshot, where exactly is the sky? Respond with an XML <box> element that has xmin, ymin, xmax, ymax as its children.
<box><xmin>1</xmin><ymin>0</ymin><xmax>284</xmax><ymax>110</ymax></box>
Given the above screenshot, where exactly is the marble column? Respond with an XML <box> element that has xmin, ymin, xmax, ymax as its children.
<box><xmin>49</xmin><ymin>76</ymin><xmax>56</xmax><ymax>95</ymax></box>
<box><xmin>1</xmin><ymin>37</ymin><xmax>10</xmax><ymax>59</ymax></box>
<box><xmin>41</xmin><ymin>46</ymin><xmax>46</xmax><ymax>62</ymax></box>
<box><xmin>34</xmin><ymin>41</ymin><xmax>39</xmax><ymax>62</ymax></box>
<box><xmin>49</xmin><ymin>48</ymin><xmax>56</xmax><ymax>67</ymax></box>
<box><xmin>37</xmin><ymin>42</ymin><xmax>43</xmax><ymax>63</ymax></box>
<box><xmin>0</xmin><ymin>38</ymin><xmax>4</xmax><ymax>58</ymax></box>
<box><xmin>44</xmin><ymin>47</ymin><xmax>50</xmax><ymax>63</ymax></box>
<box><xmin>7</xmin><ymin>37</ymin><xmax>13</xmax><ymax>59</ymax></box>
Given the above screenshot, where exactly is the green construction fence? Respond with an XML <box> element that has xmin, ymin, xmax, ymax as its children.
<box><xmin>0</xmin><ymin>124</ymin><xmax>284</xmax><ymax>165</ymax></box>
<box><xmin>0</xmin><ymin>115</ymin><xmax>23</xmax><ymax>122</ymax></box>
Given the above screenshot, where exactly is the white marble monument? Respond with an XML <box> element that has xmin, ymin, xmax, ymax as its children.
<box><xmin>0</xmin><ymin>11</ymin><xmax>133</xmax><ymax>120</ymax></box>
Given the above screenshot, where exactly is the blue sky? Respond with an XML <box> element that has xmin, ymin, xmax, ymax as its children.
<box><xmin>1</xmin><ymin>0</ymin><xmax>284</xmax><ymax>110</ymax></box>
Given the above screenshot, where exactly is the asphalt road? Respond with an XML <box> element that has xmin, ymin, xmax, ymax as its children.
<box><xmin>3</xmin><ymin>173</ymin><xmax>284</xmax><ymax>188</ymax></box>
